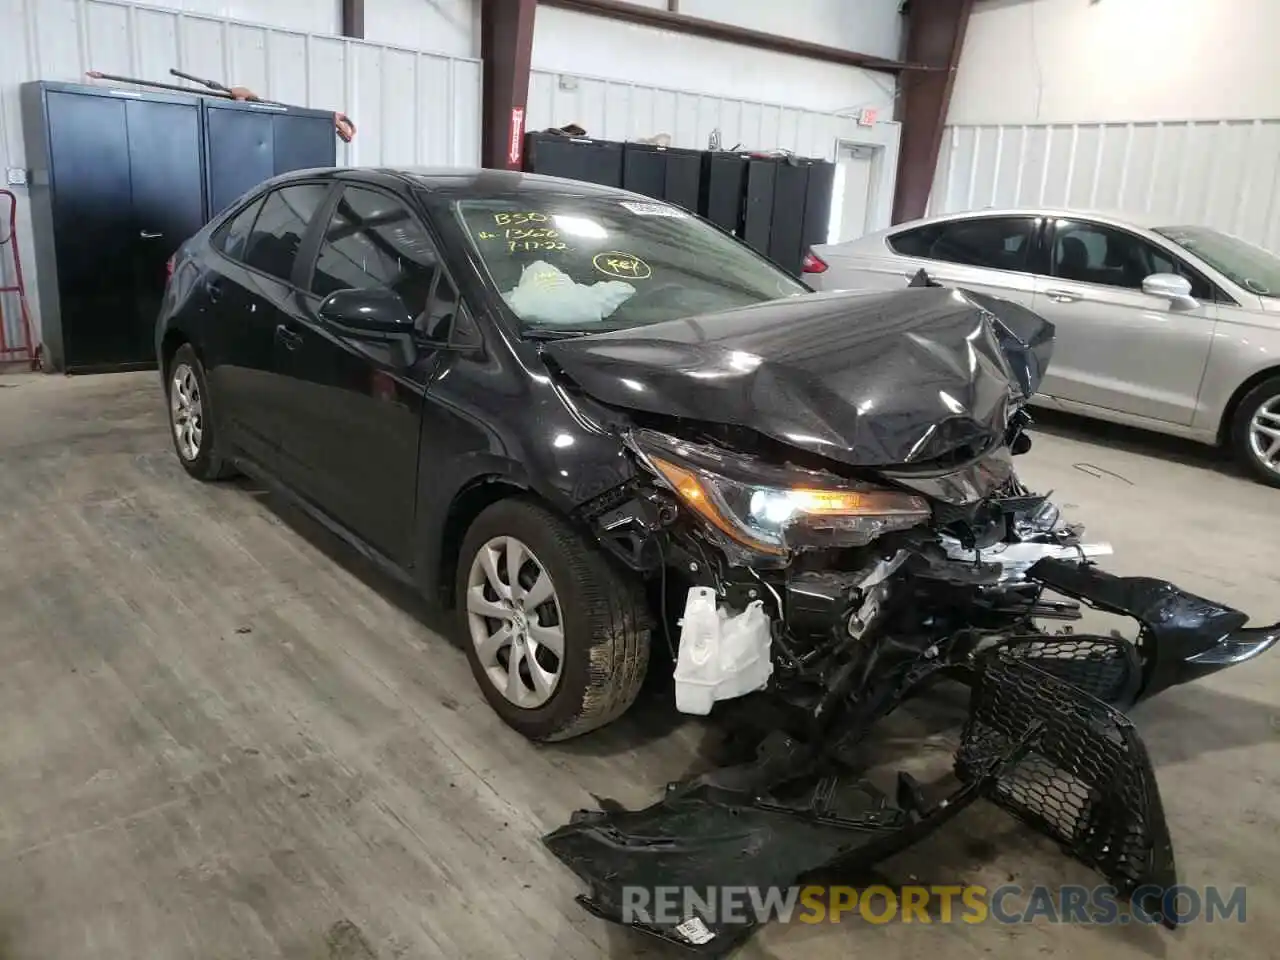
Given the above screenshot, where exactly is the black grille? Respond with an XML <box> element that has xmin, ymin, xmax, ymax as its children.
<box><xmin>986</xmin><ymin>634</ymin><xmax>1142</xmax><ymax>707</ymax></box>
<box><xmin>957</xmin><ymin>657</ymin><xmax>1177</xmax><ymax>920</ymax></box>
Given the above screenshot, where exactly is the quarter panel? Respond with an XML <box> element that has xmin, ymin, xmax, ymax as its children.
<box><xmin>1191</xmin><ymin>313</ymin><xmax>1280</xmax><ymax>434</ymax></box>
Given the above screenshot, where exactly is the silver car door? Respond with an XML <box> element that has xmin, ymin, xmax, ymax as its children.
<box><xmin>1032</xmin><ymin>218</ymin><xmax>1218</xmax><ymax>426</ymax></box>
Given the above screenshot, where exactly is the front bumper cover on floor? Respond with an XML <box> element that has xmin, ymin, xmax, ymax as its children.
<box><xmin>544</xmin><ymin>656</ymin><xmax>1178</xmax><ymax>955</ymax></box>
<box><xmin>1025</xmin><ymin>558</ymin><xmax>1280</xmax><ymax>702</ymax></box>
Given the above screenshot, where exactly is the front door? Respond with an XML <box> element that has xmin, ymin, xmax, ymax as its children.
<box><xmin>1032</xmin><ymin>218</ymin><xmax>1218</xmax><ymax>425</ymax></box>
<box><xmin>272</xmin><ymin>184</ymin><xmax>442</xmax><ymax>565</ymax></box>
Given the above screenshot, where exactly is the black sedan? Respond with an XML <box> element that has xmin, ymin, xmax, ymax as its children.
<box><xmin>157</xmin><ymin>166</ymin><xmax>817</xmax><ymax>740</ymax></box>
<box><xmin>160</xmin><ymin>169</ymin><xmax>1280</xmax><ymax>951</ymax></box>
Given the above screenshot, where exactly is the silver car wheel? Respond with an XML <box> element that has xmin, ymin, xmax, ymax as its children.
<box><xmin>465</xmin><ymin>535</ymin><xmax>566</xmax><ymax>708</ymax></box>
<box><xmin>1249</xmin><ymin>396</ymin><xmax>1280</xmax><ymax>476</ymax></box>
<box><xmin>170</xmin><ymin>362</ymin><xmax>204</xmax><ymax>462</ymax></box>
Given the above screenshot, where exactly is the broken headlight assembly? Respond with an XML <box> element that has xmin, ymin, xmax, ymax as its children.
<box><xmin>629</xmin><ymin>429</ymin><xmax>931</xmax><ymax>557</ymax></box>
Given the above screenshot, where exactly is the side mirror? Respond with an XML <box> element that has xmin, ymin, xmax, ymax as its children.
<box><xmin>317</xmin><ymin>287</ymin><xmax>417</xmax><ymax>367</ymax></box>
<box><xmin>317</xmin><ymin>287</ymin><xmax>414</xmax><ymax>337</ymax></box>
<box><xmin>1142</xmin><ymin>273</ymin><xmax>1198</xmax><ymax>308</ymax></box>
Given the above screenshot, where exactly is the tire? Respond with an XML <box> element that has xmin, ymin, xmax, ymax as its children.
<box><xmin>455</xmin><ymin>496</ymin><xmax>652</xmax><ymax>741</ymax></box>
<box><xmin>1230</xmin><ymin>376</ymin><xmax>1280</xmax><ymax>488</ymax></box>
<box><xmin>166</xmin><ymin>343</ymin><xmax>236</xmax><ymax>481</ymax></box>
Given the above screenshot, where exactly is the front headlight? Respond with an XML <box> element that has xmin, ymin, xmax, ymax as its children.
<box><xmin>632</xmin><ymin>430</ymin><xmax>930</xmax><ymax>557</ymax></box>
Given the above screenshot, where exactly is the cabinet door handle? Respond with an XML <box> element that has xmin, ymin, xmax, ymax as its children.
<box><xmin>140</xmin><ymin>230</ymin><xmax>163</xmax><ymax>239</ymax></box>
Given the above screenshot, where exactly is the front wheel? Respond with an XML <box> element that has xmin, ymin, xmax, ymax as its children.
<box><xmin>1230</xmin><ymin>377</ymin><xmax>1280</xmax><ymax>487</ymax></box>
<box><xmin>455</xmin><ymin>497</ymin><xmax>651</xmax><ymax>741</ymax></box>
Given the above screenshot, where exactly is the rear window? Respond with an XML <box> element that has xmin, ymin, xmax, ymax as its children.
<box><xmin>213</xmin><ymin>196</ymin><xmax>265</xmax><ymax>260</ymax></box>
<box><xmin>453</xmin><ymin>196</ymin><xmax>807</xmax><ymax>333</ymax></box>
<box><xmin>889</xmin><ymin>217</ymin><xmax>1036</xmax><ymax>272</ymax></box>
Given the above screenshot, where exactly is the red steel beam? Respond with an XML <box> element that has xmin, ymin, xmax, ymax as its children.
<box><xmin>538</xmin><ymin>0</ymin><xmax>919</xmax><ymax>75</ymax></box>
<box><xmin>341</xmin><ymin>0</ymin><xmax>365</xmax><ymax>38</ymax></box>
<box><xmin>481</xmin><ymin>0</ymin><xmax>537</xmax><ymax>169</ymax></box>
<box><xmin>892</xmin><ymin>0</ymin><xmax>974</xmax><ymax>223</ymax></box>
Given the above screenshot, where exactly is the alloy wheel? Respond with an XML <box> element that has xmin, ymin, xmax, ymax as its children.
<box><xmin>170</xmin><ymin>362</ymin><xmax>203</xmax><ymax>461</ymax></box>
<box><xmin>465</xmin><ymin>535</ymin><xmax>566</xmax><ymax>708</ymax></box>
<box><xmin>1249</xmin><ymin>396</ymin><xmax>1280</xmax><ymax>478</ymax></box>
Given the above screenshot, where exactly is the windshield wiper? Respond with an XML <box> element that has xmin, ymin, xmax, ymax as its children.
<box><xmin>523</xmin><ymin>328</ymin><xmax>591</xmax><ymax>340</ymax></box>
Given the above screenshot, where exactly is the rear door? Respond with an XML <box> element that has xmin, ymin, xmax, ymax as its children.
<box><xmin>1032</xmin><ymin>218</ymin><xmax>1219</xmax><ymax>425</ymax></box>
<box><xmin>817</xmin><ymin>215</ymin><xmax>1045</xmax><ymax>303</ymax></box>
<box><xmin>884</xmin><ymin>215</ymin><xmax>1045</xmax><ymax>306</ymax></box>
<box><xmin>200</xmin><ymin>182</ymin><xmax>334</xmax><ymax>465</ymax></box>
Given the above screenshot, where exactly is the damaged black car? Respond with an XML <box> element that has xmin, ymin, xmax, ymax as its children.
<box><xmin>157</xmin><ymin>168</ymin><xmax>1280</xmax><ymax>956</ymax></box>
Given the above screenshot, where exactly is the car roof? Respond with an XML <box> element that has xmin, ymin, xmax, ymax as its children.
<box><xmin>890</xmin><ymin>206</ymin><xmax>1172</xmax><ymax>232</ymax></box>
<box><xmin>268</xmin><ymin>165</ymin><xmax>654</xmax><ymax>202</ymax></box>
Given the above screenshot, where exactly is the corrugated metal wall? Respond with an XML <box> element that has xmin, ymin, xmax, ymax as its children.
<box><xmin>527</xmin><ymin>68</ymin><xmax>878</xmax><ymax>161</ymax></box>
<box><xmin>0</xmin><ymin>0</ymin><xmax>482</xmax><ymax>350</ymax></box>
<box><xmin>929</xmin><ymin>120</ymin><xmax>1280</xmax><ymax>251</ymax></box>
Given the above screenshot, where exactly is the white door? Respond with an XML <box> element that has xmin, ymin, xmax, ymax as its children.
<box><xmin>827</xmin><ymin>144</ymin><xmax>878</xmax><ymax>244</ymax></box>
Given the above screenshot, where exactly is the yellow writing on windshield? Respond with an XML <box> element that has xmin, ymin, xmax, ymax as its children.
<box><xmin>593</xmin><ymin>251</ymin><xmax>651</xmax><ymax>280</ymax></box>
<box><xmin>475</xmin><ymin>224</ymin><xmax>569</xmax><ymax>253</ymax></box>
<box><xmin>492</xmin><ymin>212</ymin><xmax>549</xmax><ymax>226</ymax></box>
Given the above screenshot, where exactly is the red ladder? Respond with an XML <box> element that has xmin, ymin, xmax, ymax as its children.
<box><xmin>0</xmin><ymin>189</ymin><xmax>37</xmax><ymax>368</ymax></box>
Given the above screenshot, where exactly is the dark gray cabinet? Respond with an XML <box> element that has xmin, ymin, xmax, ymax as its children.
<box><xmin>204</xmin><ymin>99</ymin><xmax>338</xmax><ymax>216</ymax></box>
<box><xmin>21</xmin><ymin>81</ymin><xmax>336</xmax><ymax>372</ymax></box>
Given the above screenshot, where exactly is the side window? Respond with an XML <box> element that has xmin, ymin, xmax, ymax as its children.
<box><xmin>310</xmin><ymin>186</ymin><xmax>440</xmax><ymax>322</ymax></box>
<box><xmin>891</xmin><ymin>218</ymin><xmax>1036</xmax><ymax>272</ymax></box>
<box><xmin>1051</xmin><ymin>220</ymin><xmax>1214</xmax><ymax>299</ymax></box>
<box><xmin>242</xmin><ymin>184</ymin><xmax>330</xmax><ymax>283</ymax></box>
<box><xmin>214</xmin><ymin>196</ymin><xmax>265</xmax><ymax>261</ymax></box>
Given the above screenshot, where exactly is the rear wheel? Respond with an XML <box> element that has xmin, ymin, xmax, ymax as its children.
<box><xmin>166</xmin><ymin>344</ymin><xmax>236</xmax><ymax>481</ymax></box>
<box><xmin>1230</xmin><ymin>377</ymin><xmax>1280</xmax><ymax>487</ymax></box>
<box><xmin>456</xmin><ymin>497</ymin><xmax>651</xmax><ymax>741</ymax></box>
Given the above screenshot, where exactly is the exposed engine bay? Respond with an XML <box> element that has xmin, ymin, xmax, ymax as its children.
<box><xmin>535</xmin><ymin>278</ymin><xmax>1280</xmax><ymax>955</ymax></box>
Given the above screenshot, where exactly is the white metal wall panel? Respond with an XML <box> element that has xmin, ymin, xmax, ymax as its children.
<box><xmin>0</xmin><ymin>0</ymin><xmax>481</xmax><ymax>351</ymax></box>
<box><xmin>527</xmin><ymin>69</ymin><xmax>878</xmax><ymax>163</ymax></box>
<box><xmin>929</xmin><ymin>120</ymin><xmax>1280</xmax><ymax>252</ymax></box>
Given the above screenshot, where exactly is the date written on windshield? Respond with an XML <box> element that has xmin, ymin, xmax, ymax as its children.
<box><xmin>506</xmin><ymin>239</ymin><xmax>569</xmax><ymax>252</ymax></box>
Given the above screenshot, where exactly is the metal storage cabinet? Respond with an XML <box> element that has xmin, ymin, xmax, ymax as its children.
<box><xmin>203</xmin><ymin>98</ymin><xmax>338</xmax><ymax>217</ymax></box>
<box><xmin>522</xmin><ymin>134</ymin><xmax>624</xmax><ymax>188</ymax></box>
<box><xmin>21</xmin><ymin>81</ymin><xmax>206</xmax><ymax>373</ymax></box>
<box><xmin>742</xmin><ymin>159</ymin><xmax>777</xmax><ymax>257</ymax></box>
<box><xmin>699</xmin><ymin>152</ymin><xmax>750</xmax><ymax>235</ymax></box>
<box><xmin>21</xmin><ymin>81</ymin><xmax>338</xmax><ymax>372</ymax></box>
<box><xmin>799</xmin><ymin>160</ymin><xmax>835</xmax><ymax>263</ymax></box>
<box><xmin>621</xmin><ymin>143</ymin><xmax>701</xmax><ymax>212</ymax></box>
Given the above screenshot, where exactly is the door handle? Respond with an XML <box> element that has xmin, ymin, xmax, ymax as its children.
<box><xmin>140</xmin><ymin>230</ymin><xmax>163</xmax><ymax>239</ymax></box>
<box><xmin>204</xmin><ymin>279</ymin><xmax>222</xmax><ymax>303</ymax></box>
<box><xmin>1045</xmin><ymin>288</ymin><xmax>1083</xmax><ymax>303</ymax></box>
<box><xmin>275</xmin><ymin>325</ymin><xmax>303</xmax><ymax>350</ymax></box>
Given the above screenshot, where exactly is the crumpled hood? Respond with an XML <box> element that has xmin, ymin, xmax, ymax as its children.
<box><xmin>541</xmin><ymin>286</ymin><xmax>1055</xmax><ymax>469</ymax></box>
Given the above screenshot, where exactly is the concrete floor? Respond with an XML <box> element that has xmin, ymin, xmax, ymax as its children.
<box><xmin>0</xmin><ymin>370</ymin><xmax>1276</xmax><ymax>960</ymax></box>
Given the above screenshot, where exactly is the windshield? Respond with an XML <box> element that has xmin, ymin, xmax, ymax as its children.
<box><xmin>454</xmin><ymin>196</ymin><xmax>808</xmax><ymax>333</ymax></box>
<box><xmin>1155</xmin><ymin>225</ymin><xmax>1280</xmax><ymax>297</ymax></box>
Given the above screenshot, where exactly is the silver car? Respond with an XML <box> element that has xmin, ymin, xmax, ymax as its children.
<box><xmin>809</xmin><ymin>208</ymin><xmax>1280</xmax><ymax>487</ymax></box>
